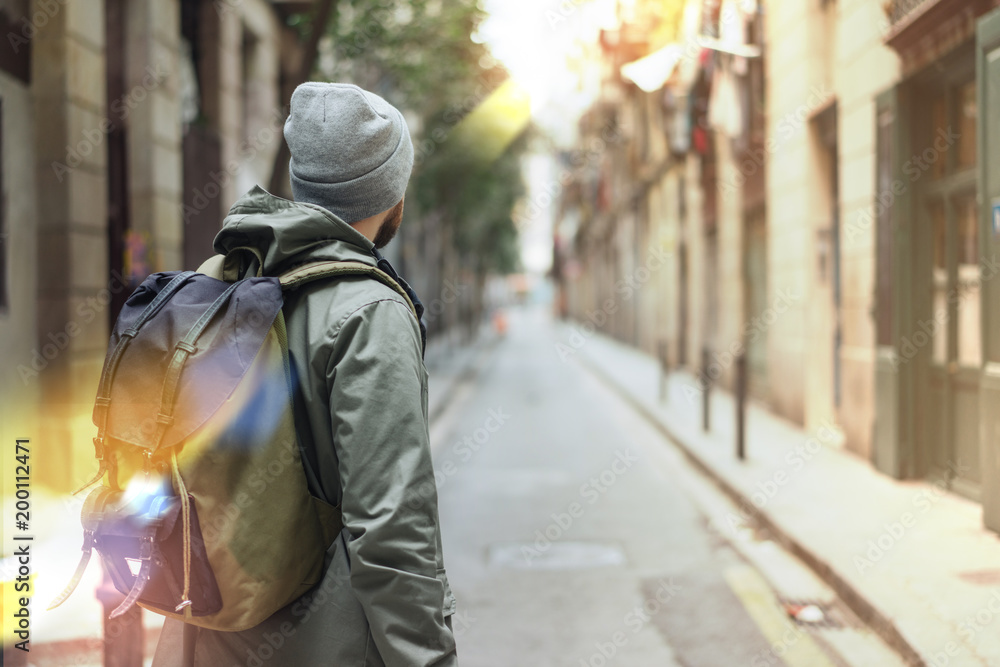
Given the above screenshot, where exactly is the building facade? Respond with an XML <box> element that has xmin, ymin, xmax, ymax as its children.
<box><xmin>556</xmin><ymin>0</ymin><xmax>1000</xmax><ymax>533</ymax></box>
<box><xmin>0</xmin><ymin>0</ymin><xmax>304</xmax><ymax>491</ymax></box>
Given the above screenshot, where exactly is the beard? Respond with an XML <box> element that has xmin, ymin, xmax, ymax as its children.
<box><xmin>373</xmin><ymin>199</ymin><xmax>404</xmax><ymax>249</ymax></box>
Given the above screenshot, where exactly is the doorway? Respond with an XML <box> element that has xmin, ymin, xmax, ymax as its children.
<box><xmin>912</xmin><ymin>52</ymin><xmax>981</xmax><ymax>498</ymax></box>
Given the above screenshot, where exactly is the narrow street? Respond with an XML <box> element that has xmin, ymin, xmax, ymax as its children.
<box><xmin>433</xmin><ymin>305</ymin><xmax>906</xmax><ymax>667</ymax></box>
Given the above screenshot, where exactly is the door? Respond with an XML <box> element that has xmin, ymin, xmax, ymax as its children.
<box><xmin>916</xmin><ymin>64</ymin><xmax>981</xmax><ymax>498</ymax></box>
<box><xmin>976</xmin><ymin>8</ymin><xmax>1000</xmax><ymax>531</ymax></box>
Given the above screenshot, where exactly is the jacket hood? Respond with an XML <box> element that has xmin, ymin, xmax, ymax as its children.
<box><xmin>213</xmin><ymin>185</ymin><xmax>377</xmax><ymax>275</ymax></box>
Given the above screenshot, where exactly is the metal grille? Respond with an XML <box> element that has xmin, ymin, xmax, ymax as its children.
<box><xmin>889</xmin><ymin>0</ymin><xmax>932</xmax><ymax>25</ymax></box>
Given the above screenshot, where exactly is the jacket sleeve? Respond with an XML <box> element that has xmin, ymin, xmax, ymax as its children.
<box><xmin>326</xmin><ymin>297</ymin><xmax>457</xmax><ymax>667</ymax></box>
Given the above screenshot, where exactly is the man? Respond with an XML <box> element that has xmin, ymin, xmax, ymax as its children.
<box><xmin>153</xmin><ymin>82</ymin><xmax>458</xmax><ymax>666</ymax></box>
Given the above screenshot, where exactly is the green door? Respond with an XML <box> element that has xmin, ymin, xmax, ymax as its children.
<box><xmin>975</xmin><ymin>8</ymin><xmax>1000</xmax><ymax>531</ymax></box>
<box><xmin>911</xmin><ymin>46</ymin><xmax>980</xmax><ymax>498</ymax></box>
<box><xmin>920</xmin><ymin>185</ymin><xmax>981</xmax><ymax>496</ymax></box>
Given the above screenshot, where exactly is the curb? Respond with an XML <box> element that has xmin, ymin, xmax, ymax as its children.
<box><xmin>576</xmin><ymin>352</ymin><xmax>926</xmax><ymax>667</ymax></box>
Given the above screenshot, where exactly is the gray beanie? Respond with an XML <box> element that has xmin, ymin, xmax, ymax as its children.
<box><xmin>284</xmin><ymin>82</ymin><xmax>414</xmax><ymax>224</ymax></box>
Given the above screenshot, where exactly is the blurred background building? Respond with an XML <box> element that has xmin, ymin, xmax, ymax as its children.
<box><xmin>0</xmin><ymin>0</ymin><xmax>517</xmax><ymax>494</ymax></box>
<box><xmin>0</xmin><ymin>0</ymin><xmax>309</xmax><ymax>491</ymax></box>
<box><xmin>6</xmin><ymin>0</ymin><xmax>1000</xmax><ymax>663</ymax></box>
<box><xmin>2</xmin><ymin>0</ymin><xmax>998</xmax><ymax>535</ymax></box>
<box><xmin>553</xmin><ymin>0</ymin><xmax>1000</xmax><ymax>534</ymax></box>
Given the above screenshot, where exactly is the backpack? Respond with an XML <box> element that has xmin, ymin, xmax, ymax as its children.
<box><xmin>48</xmin><ymin>246</ymin><xmax>416</xmax><ymax>632</ymax></box>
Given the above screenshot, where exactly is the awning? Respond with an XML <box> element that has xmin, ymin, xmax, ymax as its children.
<box><xmin>620</xmin><ymin>44</ymin><xmax>684</xmax><ymax>93</ymax></box>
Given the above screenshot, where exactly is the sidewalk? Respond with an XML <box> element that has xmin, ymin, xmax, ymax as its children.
<box><xmin>572</xmin><ymin>325</ymin><xmax>1000</xmax><ymax>667</ymax></box>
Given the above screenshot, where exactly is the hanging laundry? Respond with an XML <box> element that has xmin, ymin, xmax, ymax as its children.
<box><xmin>708</xmin><ymin>56</ymin><xmax>743</xmax><ymax>138</ymax></box>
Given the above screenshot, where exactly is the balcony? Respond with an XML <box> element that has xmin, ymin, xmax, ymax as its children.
<box><xmin>884</xmin><ymin>0</ymin><xmax>997</xmax><ymax>74</ymax></box>
<box><xmin>887</xmin><ymin>0</ymin><xmax>933</xmax><ymax>27</ymax></box>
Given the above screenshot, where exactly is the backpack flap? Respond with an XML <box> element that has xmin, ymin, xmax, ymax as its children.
<box><xmin>97</xmin><ymin>271</ymin><xmax>285</xmax><ymax>459</ymax></box>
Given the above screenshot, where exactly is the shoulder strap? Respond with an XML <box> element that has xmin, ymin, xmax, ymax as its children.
<box><xmin>279</xmin><ymin>260</ymin><xmax>417</xmax><ymax>318</ymax></box>
<box><xmin>199</xmin><ymin>254</ymin><xmax>415</xmax><ymax>318</ymax></box>
<box><xmin>196</xmin><ymin>247</ymin><xmax>263</xmax><ymax>282</ymax></box>
<box><xmin>198</xmin><ymin>254</ymin><xmax>416</xmax><ymax>318</ymax></box>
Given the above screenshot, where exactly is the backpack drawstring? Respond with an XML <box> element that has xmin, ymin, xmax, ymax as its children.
<box><xmin>170</xmin><ymin>451</ymin><xmax>193</xmax><ymax>615</ymax></box>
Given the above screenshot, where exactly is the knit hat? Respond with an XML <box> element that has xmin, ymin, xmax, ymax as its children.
<box><xmin>284</xmin><ymin>82</ymin><xmax>414</xmax><ymax>224</ymax></box>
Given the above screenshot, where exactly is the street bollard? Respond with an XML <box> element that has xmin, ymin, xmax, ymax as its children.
<box><xmin>97</xmin><ymin>570</ymin><xmax>144</xmax><ymax>667</ymax></box>
<box><xmin>736</xmin><ymin>353</ymin><xmax>747</xmax><ymax>461</ymax></box>
<box><xmin>658</xmin><ymin>339</ymin><xmax>668</xmax><ymax>403</ymax></box>
<box><xmin>701</xmin><ymin>347</ymin><xmax>711</xmax><ymax>432</ymax></box>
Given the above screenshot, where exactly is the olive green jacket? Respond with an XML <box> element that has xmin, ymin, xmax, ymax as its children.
<box><xmin>152</xmin><ymin>186</ymin><xmax>457</xmax><ymax>666</ymax></box>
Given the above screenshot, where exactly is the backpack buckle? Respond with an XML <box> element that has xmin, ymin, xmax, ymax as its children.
<box><xmin>138</xmin><ymin>534</ymin><xmax>154</xmax><ymax>560</ymax></box>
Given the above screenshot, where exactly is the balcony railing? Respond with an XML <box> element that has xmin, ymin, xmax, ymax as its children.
<box><xmin>888</xmin><ymin>0</ymin><xmax>933</xmax><ymax>27</ymax></box>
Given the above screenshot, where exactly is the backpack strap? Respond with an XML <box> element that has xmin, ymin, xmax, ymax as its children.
<box><xmin>78</xmin><ymin>271</ymin><xmax>198</xmax><ymax>496</ymax></box>
<box><xmin>279</xmin><ymin>260</ymin><xmax>417</xmax><ymax>319</ymax></box>
<box><xmin>200</xmin><ymin>253</ymin><xmax>416</xmax><ymax>318</ymax></box>
<box><xmin>195</xmin><ymin>246</ymin><xmax>263</xmax><ymax>282</ymax></box>
<box><xmin>196</xmin><ymin>254</ymin><xmax>224</xmax><ymax>280</ymax></box>
<box><xmin>46</xmin><ymin>485</ymin><xmax>112</xmax><ymax>610</ymax></box>
<box><xmin>222</xmin><ymin>246</ymin><xmax>264</xmax><ymax>281</ymax></box>
<box><xmin>152</xmin><ymin>280</ymin><xmax>243</xmax><ymax>454</ymax></box>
